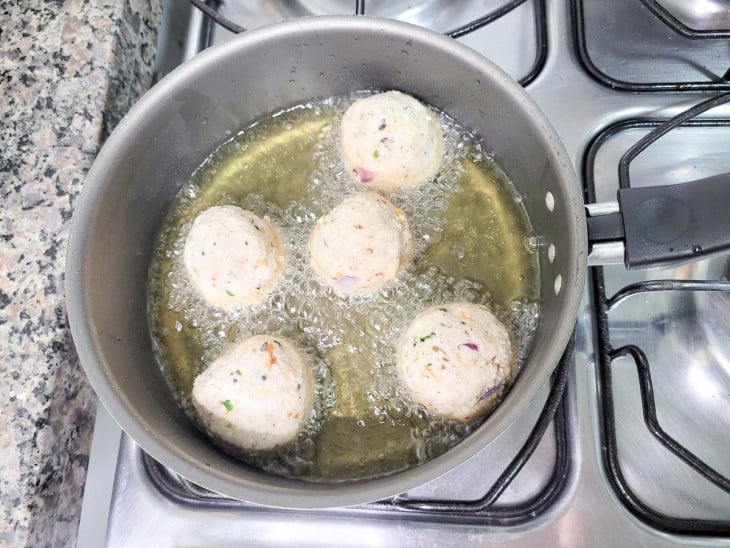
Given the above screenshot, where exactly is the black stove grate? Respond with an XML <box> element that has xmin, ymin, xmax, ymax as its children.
<box><xmin>590</xmin><ymin>271</ymin><xmax>730</xmax><ymax>536</ymax></box>
<box><xmin>584</xmin><ymin>94</ymin><xmax>730</xmax><ymax>535</ymax></box>
<box><xmin>637</xmin><ymin>0</ymin><xmax>730</xmax><ymax>40</ymax></box>
<box><xmin>572</xmin><ymin>0</ymin><xmax>730</xmax><ymax>91</ymax></box>
<box><xmin>189</xmin><ymin>0</ymin><xmax>548</xmax><ymax>86</ymax></box>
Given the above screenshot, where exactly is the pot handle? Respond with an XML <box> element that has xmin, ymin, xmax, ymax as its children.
<box><xmin>586</xmin><ymin>172</ymin><xmax>730</xmax><ymax>269</ymax></box>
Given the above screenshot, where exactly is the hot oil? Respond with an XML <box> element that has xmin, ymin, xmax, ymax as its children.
<box><xmin>148</xmin><ymin>93</ymin><xmax>540</xmax><ymax>481</ymax></box>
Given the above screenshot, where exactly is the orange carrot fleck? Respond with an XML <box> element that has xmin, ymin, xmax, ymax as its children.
<box><xmin>266</xmin><ymin>341</ymin><xmax>277</xmax><ymax>368</ymax></box>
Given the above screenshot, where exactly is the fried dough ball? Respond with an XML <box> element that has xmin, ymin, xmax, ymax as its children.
<box><xmin>183</xmin><ymin>206</ymin><xmax>285</xmax><ymax>309</ymax></box>
<box><xmin>341</xmin><ymin>90</ymin><xmax>443</xmax><ymax>192</ymax></box>
<box><xmin>396</xmin><ymin>302</ymin><xmax>515</xmax><ymax>422</ymax></box>
<box><xmin>308</xmin><ymin>192</ymin><xmax>413</xmax><ymax>296</ymax></box>
<box><xmin>192</xmin><ymin>335</ymin><xmax>314</xmax><ymax>451</ymax></box>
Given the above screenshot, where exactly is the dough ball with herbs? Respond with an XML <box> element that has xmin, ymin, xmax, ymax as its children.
<box><xmin>396</xmin><ymin>302</ymin><xmax>515</xmax><ymax>422</ymax></box>
<box><xmin>308</xmin><ymin>192</ymin><xmax>414</xmax><ymax>296</ymax></box>
<box><xmin>341</xmin><ymin>90</ymin><xmax>443</xmax><ymax>192</ymax></box>
<box><xmin>183</xmin><ymin>205</ymin><xmax>286</xmax><ymax>310</ymax></box>
<box><xmin>192</xmin><ymin>335</ymin><xmax>314</xmax><ymax>451</ymax></box>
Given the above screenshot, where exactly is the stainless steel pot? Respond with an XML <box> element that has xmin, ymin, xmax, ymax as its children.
<box><xmin>65</xmin><ymin>16</ymin><xmax>598</xmax><ymax>508</ymax></box>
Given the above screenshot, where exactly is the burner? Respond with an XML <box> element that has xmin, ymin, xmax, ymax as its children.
<box><xmin>207</xmin><ymin>0</ymin><xmax>547</xmax><ymax>85</ymax></box>
<box><xmin>255</xmin><ymin>0</ymin><xmax>455</xmax><ymax>23</ymax></box>
<box><xmin>216</xmin><ymin>0</ymin><xmax>528</xmax><ymax>31</ymax></box>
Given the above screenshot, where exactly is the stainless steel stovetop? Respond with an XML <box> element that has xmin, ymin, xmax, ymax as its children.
<box><xmin>77</xmin><ymin>1</ymin><xmax>730</xmax><ymax>546</ymax></box>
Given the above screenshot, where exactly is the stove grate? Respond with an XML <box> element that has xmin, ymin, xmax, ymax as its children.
<box><xmin>572</xmin><ymin>0</ymin><xmax>730</xmax><ymax>91</ymax></box>
<box><xmin>591</xmin><ymin>270</ymin><xmax>730</xmax><ymax>535</ymax></box>
<box><xmin>637</xmin><ymin>0</ymin><xmax>730</xmax><ymax>40</ymax></box>
<box><xmin>188</xmin><ymin>0</ymin><xmax>548</xmax><ymax>86</ymax></box>
<box><xmin>584</xmin><ymin>95</ymin><xmax>730</xmax><ymax>535</ymax></box>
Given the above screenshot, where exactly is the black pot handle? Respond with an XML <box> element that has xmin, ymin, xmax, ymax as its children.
<box><xmin>586</xmin><ymin>92</ymin><xmax>730</xmax><ymax>269</ymax></box>
<box><xmin>587</xmin><ymin>173</ymin><xmax>730</xmax><ymax>269</ymax></box>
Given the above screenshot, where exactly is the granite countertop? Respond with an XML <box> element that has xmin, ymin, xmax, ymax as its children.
<box><xmin>0</xmin><ymin>1</ymin><xmax>161</xmax><ymax>545</ymax></box>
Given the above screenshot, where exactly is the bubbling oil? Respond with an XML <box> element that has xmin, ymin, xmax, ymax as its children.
<box><xmin>147</xmin><ymin>93</ymin><xmax>540</xmax><ymax>481</ymax></box>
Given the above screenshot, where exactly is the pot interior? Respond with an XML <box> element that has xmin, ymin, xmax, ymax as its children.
<box><xmin>67</xmin><ymin>16</ymin><xmax>585</xmax><ymax>507</ymax></box>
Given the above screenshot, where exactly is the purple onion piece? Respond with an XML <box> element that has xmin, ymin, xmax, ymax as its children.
<box><xmin>460</xmin><ymin>342</ymin><xmax>479</xmax><ymax>352</ymax></box>
<box><xmin>336</xmin><ymin>275</ymin><xmax>359</xmax><ymax>292</ymax></box>
<box><xmin>354</xmin><ymin>166</ymin><xmax>375</xmax><ymax>183</ymax></box>
<box><xmin>478</xmin><ymin>383</ymin><xmax>502</xmax><ymax>403</ymax></box>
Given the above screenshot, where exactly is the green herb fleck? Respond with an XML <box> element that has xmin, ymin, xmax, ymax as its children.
<box><xmin>373</xmin><ymin>149</ymin><xmax>379</xmax><ymax>158</ymax></box>
<box><xmin>221</xmin><ymin>399</ymin><xmax>233</xmax><ymax>412</ymax></box>
<box><xmin>418</xmin><ymin>331</ymin><xmax>436</xmax><ymax>342</ymax></box>
<box><xmin>225</xmin><ymin>289</ymin><xmax>235</xmax><ymax>296</ymax></box>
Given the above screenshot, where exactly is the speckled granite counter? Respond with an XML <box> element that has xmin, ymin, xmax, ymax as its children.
<box><xmin>0</xmin><ymin>1</ymin><xmax>161</xmax><ymax>545</ymax></box>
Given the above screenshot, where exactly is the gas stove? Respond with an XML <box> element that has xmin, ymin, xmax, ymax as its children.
<box><xmin>77</xmin><ymin>1</ymin><xmax>730</xmax><ymax>546</ymax></box>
